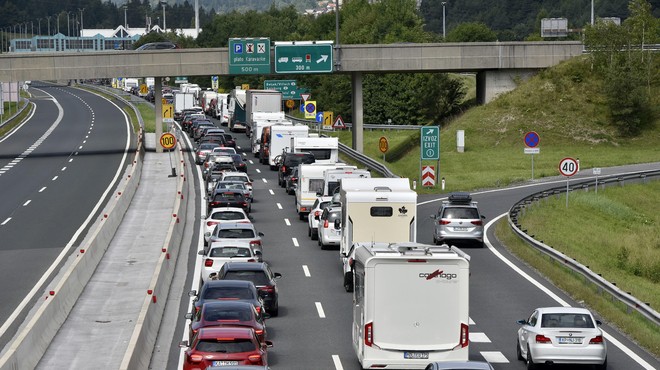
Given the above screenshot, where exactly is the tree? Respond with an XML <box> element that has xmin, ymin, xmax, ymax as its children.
<box><xmin>445</xmin><ymin>22</ymin><xmax>497</xmax><ymax>42</ymax></box>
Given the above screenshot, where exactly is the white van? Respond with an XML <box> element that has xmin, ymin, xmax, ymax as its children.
<box><xmin>339</xmin><ymin>177</ymin><xmax>417</xmax><ymax>291</ymax></box>
<box><xmin>352</xmin><ymin>242</ymin><xmax>470</xmax><ymax>369</ymax></box>
<box><xmin>295</xmin><ymin>163</ymin><xmax>355</xmax><ymax>220</ymax></box>
<box><xmin>290</xmin><ymin>136</ymin><xmax>339</xmax><ymax>164</ymax></box>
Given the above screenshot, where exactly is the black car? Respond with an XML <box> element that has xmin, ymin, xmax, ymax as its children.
<box><xmin>188</xmin><ymin>280</ymin><xmax>264</xmax><ymax>315</ymax></box>
<box><xmin>214</xmin><ymin>262</ymin><xmax>282</xmax><ymax>316</ymax></box>
<box><xmin>207</xmin><ymin>191</ymin><xmax>249</xmax><ymax>214</ymax></box>
<box><xmin>135</xmin><ymin>41</ymin><xmax>179</xmax><ymax>50</ymax></box>
<box><xmin>229</xmin><ymin>153</ymin><xmax>248</xmax><ymax>173</ymax></box>
<box><xmin>285</xmin><ymin>166</ymin><xmax>299</xmax><ymax>195</ymax></box>
<box><xmin>223</xmin><ymin>133</ymin><xmax>236</xmax><ymax>148</ymax></box>
<box><xmin>276</xmin><ymin>152</ymin><xmax>316</xmax><ymax>187</ymax></box>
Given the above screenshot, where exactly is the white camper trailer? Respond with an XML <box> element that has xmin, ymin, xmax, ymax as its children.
<box><xmin>295</xmin><ymin>163</ymin><xmax>356</xmax><ymax>220</ymax></box>
<box><xmin>320</xmin><ymin>168</ymin><xmax>371</xmax><ymax>197</ymax></box>
<box><xmin>290</xmin><ymin>136</ymin><xmax>339</xmax><ymax>164</ymax></box>
<box><xmin>267</xmin><ymin>125</ymin><xmax>310</xmax><ymax>169</ymax></box>
<box><xmin>352</xmin><ymin>242</ymin><xmax>470</xmax><ymax>369</ymax></box>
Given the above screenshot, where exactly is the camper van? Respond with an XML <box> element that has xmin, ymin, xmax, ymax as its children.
<box><xmin>319</xmin><ymin>168</ymin><xmax>371</xmax><ymax>197</ymax></box>
<box><xmin>295</xmin><ymin>163</ymin><xmax>356</xmax><ymax>220</ymax></box>
<box><xmin>290</xmin><ymin>137</ymin><xmax>339</xmax><ymax>164</ymax></box>
<box><xmin>213</xmin><ymin>93</ymin><xmax>230</xmax><ymax>124</ymax></box>
<box><xmin>352</xmin><ymin>242</ymin><xmax>470</xmax><ymax>369</ymax></box>
<box><xmin>339</xmin><ymin>177</ymin><xmax>417</xmax><ymax>291</ymax></box>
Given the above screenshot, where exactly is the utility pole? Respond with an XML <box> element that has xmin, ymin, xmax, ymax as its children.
<box><xmin>442</xmin><ymin>2</ymin><xmax>447</xmax><ymax>39</ymax></box>
<box><xmin>161</xmin><ymin>2</ymin><xmax>167</xmax><ymax>31</ymax></box>
<box><xmin>79</xmin><ymin>8</ymin><xmax>84</xmax><ymax>36</ymax></box>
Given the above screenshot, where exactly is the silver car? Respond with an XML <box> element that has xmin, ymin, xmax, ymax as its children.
<box><xmin>430</xmin><ymin>192</ymin><xmax>485</xmax><ymax>247</ymax></box>
<box><xmin>307</xmin><ymin>196</ymin><xmax>334</xmax><ymax>240</ymax></box>
<box><xmin>516</xmin><ymin>307</ymin><xmax>607</xmax><ymax>369</ymax></box>
<box><xmin>317</xmin><ymin>206</ymin><xmax>341</xmax><ymax>250</ymax></box>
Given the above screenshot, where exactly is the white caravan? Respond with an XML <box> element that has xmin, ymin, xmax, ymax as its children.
<box><xmin>352</xmin><ymin>242</ymin><xmax>470</xmax><ymax>369</ymax></box>
<box><xmin>296</xmin><ymin>163</ymin><xmax>356</xmax><ymax>220</ymax></box>
<box><xmin>250</xmin><ymin>113</ymin><xmax>288</xmax><ymax>157</ymax></box>
<box><xmin>214</xmin><ymin>93</ymin><xmax>230</xmax><ymax>124</ymax></box>
<box><xmin>339</xmin><ymin>177</ymin><xmax>417</xmax><ymax>291</ymax></box>
<box><xmin>267</xmin><ymin>125</ymin><xmax>309</xmax><ymax>169</ymax></box>
<box><xmin>290</xmin><ymin>136</ymin><xmax>339</xmax><ymax>164</ymax></box>
<box><xmin>319</xmin><ymin>168</ymin><xmax>371</xmax><ymax>197</ymax></box>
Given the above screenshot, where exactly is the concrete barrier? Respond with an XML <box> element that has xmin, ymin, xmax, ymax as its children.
<box><xmin>0</xmin><ymin>132</ymin><xmax>145</xmax><ymax>370</ymax></box>
<box><xmin>120</xmin><ymin>142</ymin><xmax>189</xmax><ymax>370</ymax></box>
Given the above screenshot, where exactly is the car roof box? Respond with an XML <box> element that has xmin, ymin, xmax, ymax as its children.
<box><xmin>448</xmin><ymin>192</ymin><xmax>472</xmax><ymax>204</ymax></box>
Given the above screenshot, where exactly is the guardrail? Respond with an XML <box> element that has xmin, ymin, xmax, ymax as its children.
<box><xmin>285</xmin><ymin>115</ymin><xmax>399</xmax><ymax>178</ymax></box>
<box><xmin>0</xmin><ymin>97</ymin><xmax>30</xmax><ymax>130</ymax></box>
<box><xmin>507</xmin><ymin>170</ymin><xmax>660</xmax><ymax>327</ymax></box>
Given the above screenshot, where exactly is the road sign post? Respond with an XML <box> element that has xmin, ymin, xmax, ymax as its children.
<box><xmin>160</xmin><ymin>133</ymin><xmax>178</xmax><ymax>177</ymax></box>
<box><xmin>420</xmin><ymin>127</ymin><xmax>440</xmax><ymax>186</ymax></box>
<box><xmin>274</xmin><ymin>42</ymin><xmax>333</xmax><ymax>73</ymax></box>
<box><xmin>524</xmin><ymin>131</ymin><xmax>541</xmax><ymax>180</ymax></box>
<box><xmin>559</xmin><ymin>157</ymin><xmax>579</xmax><ymax>208</ymax></box>
<box><xmin>229</xmin><ymin>38</ymin><xmax>271</xmax><ymax>75</ymax></box>
<box><xmin>379</xmin><ymin>136</ymin><xmax>388</xmax><ymax>162</ymax></box>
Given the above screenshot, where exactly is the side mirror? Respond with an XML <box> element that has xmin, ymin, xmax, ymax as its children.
<box><xmin>208</xmin><ymin>272</ymin><xmax>218</xmax><ymax>280</ymax></box>
<box><xmin>516</xmin><ymin>319</ymin><xmax>527</xmax><ymax>325</ymax></box>
<box><xmin>258</xmin><ymin>232</ymin><xmax>264</xmax><ymax>237</ymax></box>
<box><xmin>316</xmin><ymin>190</ymin><xmax>323</xmax><ymax>197</ymax></box>
<box><xmin>481</xmin><ymin>215</ymin><xmax>486</xmax><ymax>219</ymax></box>
<box><xmin>265</xmin><ymin>341</ymin><xmax>274</xmax><ymax>348</ymax></box>
<box><xmin>430</xmin><ymin>214</ymin><xmax>436</xmax><ymax>219</ymax></box>
<box><xmin>254</xmin><ymin>250</ymin><xmax>262</xmax><ymax>256</ymax></box>
<box><xmin>314</xmin><ymin>214</ymin><xmax>320</xmax><ymax>220</ymax></box>
<box><xmin>273</xmin><ymin>272</ymin><xmax>282</xmax><ymax>279</ymax></box>
<box><xmin>334</xmin><ymin>219</ymin><xmax>341</xmax><ymax>229</ymax></box>
<box><xmin>185</xmin><ymin>313</ymin><xmax>193</xmax><ymax>320</ymax></box>
<box><xmin>188</xmin><ymin>290</ymin><xmax>197</xmax><ymax>297</ymax></box>
<box><xmin>179</xmin><ymin>340</ymin><xmax>189</xmax><ymax>348</ymax></box>
<box><xmin>256</xmin><ymin>139</ymin><xmax>261</xmax><ymax>144</ymax></box>
<box><xmin>198</xmin><ymin>249</ymin><xmax>206</xmax><ymax>255</ymax></box>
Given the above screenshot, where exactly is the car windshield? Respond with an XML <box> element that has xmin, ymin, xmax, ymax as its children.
<box><xmin>541</xmin><ymin>313</ymin><xmax>595</xmax><ymax>328</ymax></box>
<box><xmin>204</xmin><ymin>286</ymin><xmax>254</xmax><ymax>300</ymax></box>
<box><xmin>195</xmin><ymin>338</ymin><xmax>256</xmax><ymax>353</ymax></box>
<box><xmin>211</xmin><ymin>211</ymin><xmax>246</xmax><ymax>221</ymax></box>
<box><xmin>224</xmin><ymin>271</ymin><xmax>270</xmax><ymax>286</ymax></box>
<box><xmin>204</xmin><ymin>307</ymin><xmax>252</xmax><ymax>322</ymax></box>
<box><xmin>217</xmin><ymin>228</ymin><xmax>255</xmax><ymax>238</ymax></box>
<box><xmin>210</xmin><ymin>247</ymin><xmax>252</xmax><ymax>258</ymax></box>
<box><xmin>442</xmin><ymin>207</ymin><xmax>479</xmax><ymax>219</ymax></box>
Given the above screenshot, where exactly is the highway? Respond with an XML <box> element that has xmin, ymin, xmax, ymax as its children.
<box><xmin>0</xmin><ymin>84</ymin><xmax>134</xmax><ymax>349</ymax></box>
<box><xmin>161</xmin><ymin>117</ymin><xmax>659</xmax><ymax>369</ymax></box>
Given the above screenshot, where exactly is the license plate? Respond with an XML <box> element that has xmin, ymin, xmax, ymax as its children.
<box><xmin>454</xmin><ymin>227</ymin><xmax>468</xmax><ymax>231</ymax></box>
<box><xmin>404</xmin><ymin>351</ymin><xmax>429</xmax><ymax>359</ymax></box>
<box><xmin>558</xmin><ymin>337</ymin><xmax>583</xmax><ymax>344</ymax></box>
<box><xmin>212</xmin><ymin>360</ymin><xmax>239</xmax><ymax>366</ymax></box>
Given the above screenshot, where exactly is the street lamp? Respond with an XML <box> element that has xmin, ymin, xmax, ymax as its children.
<box><xmin>442</xmin><ymin>2</ymin><xmax>447</xmax><ymax>39</ymax></box>
<box><xmin>46</xmin><ymin>16</ymin><xmax>51</xmax><ymax>35</ymax></box>
<box><xmin>37</xmin><ymin>18</ymin><xmax>42</xmax><ymax>35</ymax></box>
<box><xmin>160</xmin><ymin>1</ymin><xmax>167</xmax><ymax>32</ymax></box>
<box><xmin>79</xmin><ymin>8</ymin><xmax>85</xmax><ymax>36</ymax></box>
<box><xmin>67</xmin><ymin>12</ymin><xmax>72</xmax><ymax>37</ymax></box>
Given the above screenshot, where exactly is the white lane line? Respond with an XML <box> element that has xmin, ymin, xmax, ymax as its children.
<box><xmin>52</xmin><ymin>176</ymin><xmax>58</xmax><ymax>181</ymax></box>
<box><xmin>249</xmin><ymin>160</ymin><xmax>254</xmax><ymax>164</ymax></box>
<box><xmin>315</xmin><ymin>302</ymin><xmax>326</xmax><ymax>318</ymax></box>
<box><xmin>284</xmin><ymin>219</ymin><xmax>291</xmax><ymax>226</ymax></box>
<box><xmin>74</xmin><ymin>152</ymin><xmax>78</xmax><ymax>156</ymax></box>
<box><xmin>332</xmin><ymin>355</ymin><xmax>344</xmax><ymax>370</ymax></box>
<box><xmin>276</xmin><ymin>203</ymin><xmax>282</xmax><ymax>209</ymax></box>
<box><xmin>262</xmin><ymin>178</ymin><xmax>267</xmax><ymax>183</ymax></box>
<box><xmin>83</xmin><ymin>140</ymin><xmax>87</xmax><ymax>144</ymax></box>
<box><xmin>256</xmin><ymin>169</ymin><xmax>261</xmax><ymax>173</ymax></box>
<box><xmin>61</xmin><ymin>167</ymin><xmax>67</xmax><ymax>171</ymax></box>
<box><xmin>302</xmin><ymin>265</ymin><xmax>311</xmax><ymax>277</ymax></box>
<box><xmin>292</xmin><ymin>238</ymin><xmax>299</xmax><ymax>247</ymax></box>
<box><xmin>469</xmin><ymin>317</ymin><xmax>476</xmax><ymax>325</ymax></box>
<box><xmin>23</xmin><ymin>200</ymin><xmax>31</xmax><ymax>207</ymax></box>
<box><xmin>78</xmin><ymin>146</ymin><xmax>83</xmax><ymax>149</ymax></box>
<box><xmin>480</xmin><ymin>351</ymin><xmax>509</xmax><ymax>363</ymax></box>
<box><xmin>470</xmin><ymin>332</ymin><xmax>491</xmax><ymax>343</ymax></box>
<box><xmin>269</xmin><ymin>189</ymin><xmax>274</xmax><ymax>195</ymax></box>
<box><xmin>1</xmin><ymin>218</ymin><xmax>11</xmax><ymax>226</ymax></box>
<box><xmin>39</xmin><ymin>187</ymin><xmax>46</xmax><ymax>192</ymax></box>
<box><xmin>69</xmin><ymin>158</ymin><xmax>73</xmax><ymax>162</ymax></box>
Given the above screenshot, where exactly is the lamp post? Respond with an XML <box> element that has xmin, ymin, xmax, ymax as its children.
<box><xmin>79</xmin><ymin>8</ymin><xmax>84</xmax><ymax>36</ymax></box>
<box><xmin>37</xmin><ymin>18</ymin><xmax>42</xmax><ymax>35</ymax></box>
<box><xmin>591</xmin><ymin>0</ymin><xmax>594</xmax><ymax>25</ymax></box>
<box><xmin>161</xmin><ymin>1</ymin><xmax>167</xmax><ymax>32</ymax></box>
<box><xmin>46</xmin><ymin>16</ymin><xmax>51</xmax><ymax>35</ymax></box>
<box><xmin>442</xmin><ymin>2</ymin><xmax>447</xmax><ymax>39</ymax></box>
<box><xmin>67</xmin><ymin>12</ymin><xmax>71</xmax><ymax>37</ymax></box>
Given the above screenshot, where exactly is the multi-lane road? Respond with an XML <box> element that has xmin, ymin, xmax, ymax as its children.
<box><xmin>0</xmin><ymin>84</ymin><xmax>134</xmax><ymax>349</ymax></box>
<box><xmin>162</xmin><ymin>116</ymin><xmax>659</xmax><ymax>370</ymax></box>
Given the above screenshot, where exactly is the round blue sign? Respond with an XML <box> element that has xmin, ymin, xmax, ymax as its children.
<box><xmin>305</xmin><ymin>103</ymin><xmax>316</xmax><ymax>113</ymax></box>
<box><xmin>524</xmin><ymin>131</ymin><xmax>540</xmax><ymax>148</ymax></box>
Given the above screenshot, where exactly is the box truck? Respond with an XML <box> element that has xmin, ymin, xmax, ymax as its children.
<box><xmin>174</xmin><ymin>92</ymin><xmax>196</xmax><ymax>121</ymax></box>
<box><xmin>228</xmin><ymin>89</ymin><xmax>247</xmax><ymax>132</ymax></box>
<box><xmin>246</xmin><ymin>89</ymin><xmax>282</xmax><ymax>135</ymax></box>
<box><xmin>266</xmin><ymin>125</ymin><xmax>309</xmax><ymax>169</ymax></box>
<box><xmin>352</xmin><ymin>242</ymin><xmax>470</xmax><ymax>369</ymax></box>
<box><xmin>213</xmin><ymin>93</ymin><xmax>230</xmax><ymax>124</ymax></box>
<box><xmin>290</xmin><ymin>136</ymin><xmax>339</xmax><ymax>164</ymax></box>
<box><xmin>296</xmin><ymin>163</ymin><xmax>356</xmax><ymax>220</ymax></box>
<box><xmin>339</xmin><ymin>177</ymin><xmax>417</xmax><ymax>291</ymax></box>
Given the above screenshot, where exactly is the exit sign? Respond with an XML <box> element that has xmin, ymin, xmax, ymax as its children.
<box><xmin>420</xmin><ymin>127</ymin><xmax>439</xmax><ymax>160</ymax></box>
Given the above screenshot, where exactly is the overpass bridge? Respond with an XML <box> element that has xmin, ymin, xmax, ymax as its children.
<box><xmin>0</xmin><ymin>41</ymin><xmax>584</xmax><ymax>152</ymax></box>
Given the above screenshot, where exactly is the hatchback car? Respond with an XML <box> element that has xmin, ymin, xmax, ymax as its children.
<box><xmin>180</xmin><ymin>327</ymin><xmax>271</xmax><ymax>369</ymax></box>
<box><xmin>204</xmin><ymin>207</ymin><xmax>252</xmax><ymax>244</ymax></box>
<box><xmin>199</xmin><ymin>240</ymin><xmax>262</xmax><ymax>282</ymax></box>
<box><xmin>430</xmin><ymin>192</ymin><xmax>485</xmax><ymax>247</ymax></box>
<box><xmin>211</xmin><ymin>181</ymin><xmax>252</xmax><ymax>204</ymax></box>
<box><xmin>317</xmin><ymin>206</ymin><xmax>342</xmax><ymax>250</ymax></box>
<box><xmin>207</xmin><ymin>222</ymin><xmax>264</xmax><ymax>254</ymax></box>
<box><xmin>276</xmin><ymin>152</ymin><xmax>316</xmax><ymax>187</ymax></box>
<box><xmin>516</xmin><ymin>307</ymin><xmax>607</xmax><ymax>369</ymax></box>
<box><xmin>207</xmin><ymin>191</ymin><xmax>250</xmax><ymax>214</ymax></box>
<box><xmin>284</xmin><ymin>167</ymin><xmax>299</xmax><ymax>195</ymax></box>
<box><xmin>189</xmin><ymin>280</ymin><xmax>264</xmax><ymax>315</ymax></box>
<box><xmin>230</xmin><ymin>153</ymin><xmax>248</xmax><ymax>173</ymax></box>
<box><xmin>307</xmin><ymin>196</ymin><xmax>334</xmax><ymax>240</ymax></box>
<box><xmin>214</xmin><ymin>262</ymin><xmax>282</xmax><ymax>316</ymax></box>
<box><xmin>186</xmin><ymin>301</ymin><xmax>268</xmax><ymax>344</ymax></box>
<box><xmin>196</xmin><ymin>143</ymin><xmax>222</xmax><ymax>165</ymax></box>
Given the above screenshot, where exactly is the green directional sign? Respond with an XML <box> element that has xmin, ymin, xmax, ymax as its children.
<box><xmin>274</xmin><ymin>43</ymin><xmax>333</xmax><ymax>74</ymax></box>
<box><xmin>264</xmin><ymin>80</ymin><xmax>299</xmax><ymax>99</ymax></box>
<box><xmin>420</xmin><ymin>126</ymin><xmax>440</xmax><ymax>160</ymax></box>
<box><xmin>229</xmin><ymin>38</ymin><xmax>271</xmax><ymax>75</ymax></box>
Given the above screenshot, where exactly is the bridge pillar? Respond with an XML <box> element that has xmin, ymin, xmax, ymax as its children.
<box><xmin>155</xmin><ymin>78</ymin><xmax>163</xmax><ymax>153</ymax></box>
<box><xmin>476</xmin><ymin>69</ymin><xmax>538</xmax><ymax>104</ymax></box>
<box><xmin>351</xmin><ymin>72</ymin><xmax>363</xmax><ymax>153</ymax></box>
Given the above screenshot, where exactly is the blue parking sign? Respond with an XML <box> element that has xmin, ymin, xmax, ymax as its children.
<box><xmin>234</xmin><ymin>44</ymin><xmax>243</xmax><ymax>54</ymax></box>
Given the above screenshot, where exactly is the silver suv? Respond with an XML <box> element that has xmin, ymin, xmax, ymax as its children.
<box><xmin>430</xmin><ymin>192</ymin><xmax>485</xmax><ymax>247</ymax></box>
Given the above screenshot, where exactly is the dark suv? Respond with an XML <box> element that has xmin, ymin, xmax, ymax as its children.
<box><xmin>430</xmin><ymin>192</ymin><xmax>485</xmax><ymax>247</ymax></box>
<box><xmin>214</xmin><ymin>262</ymin><xmax>282</xmax><ymax>316</ymax></box>
<box><xmin>276</xmin><ymin>152</ymin><xmax>316</xmax><ymax>187</ymax></box>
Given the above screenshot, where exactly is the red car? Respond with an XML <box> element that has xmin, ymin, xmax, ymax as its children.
<box><xmin>181</xmin><ymin>327</ymin><xmax>272</xmax><ymax>370</ymax></box>
<box><xmin>186</xmin><ymin>301</ymin><xmax>268</xmax><ymax>344</ymax></box>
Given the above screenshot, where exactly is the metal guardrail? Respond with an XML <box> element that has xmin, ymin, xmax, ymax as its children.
<box><xmin>286</xmin><ymin>114</ymin><xmax>399</xmax><ymax>178</ymax></box>
<box><xmin>508</xmin><ymin>170</ymin><xmax>660</xmax><ymax>326</ymax></box>
<box><xmin>0</xmin><ymin>97</ymin><xmax>30</xmax><ymax>130</ymax></box>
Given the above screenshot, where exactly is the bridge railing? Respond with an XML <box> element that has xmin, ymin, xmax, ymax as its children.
<box><xmin>507</xmin><ymin>170</ymin><xmax>660</xmax><ymax>327</ymax></box>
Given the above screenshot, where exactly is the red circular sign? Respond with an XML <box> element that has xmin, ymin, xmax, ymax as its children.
<box><xmin>524</xmin><ymin>131</ymin><xmax>540</xmax><ymax>148</ymax></box>
<box><xmin>558</xmin><ymin>157</ymin><xmax>578</xmax><ymax>177</ymax></box>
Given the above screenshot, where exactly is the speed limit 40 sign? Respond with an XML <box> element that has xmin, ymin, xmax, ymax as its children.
<box><xmin>559</xmin><ymin>157</ymin><xmax>578</xmax><ymax>177</ymax></box>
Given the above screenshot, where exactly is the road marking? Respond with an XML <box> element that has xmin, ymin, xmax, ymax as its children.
<box><xmin>83</xmin><ymin>140</ymin><xmax>87</xmax><ymax>144</ymax></box>
<box><xmin>39</xmin><ymin>187</ymin><xmax>46</xmax><ymax>192</ymax></box>
<box><xmin>23</xmin><ymin>200</ymin><xmax>31</xmax><ymax>206</ymax></box>
<box><xmin>268</xmin><ymin>189</ymin><xmax>274</xmax><ymax>195</ymax></box>
<box><xmin>248</xmin><ymin>160</ymin><xmax>254</xmax><ymax>164</ymax></box>
<box><xmin>61</xmin><ymin>167</ymin><xmax>67</xmax><ymax>171</ymax></box>
<box><xmin>69</xmin><ymin>158</ymin><xmax>73</xmax><ymax>162</ymax></box>
<box><xmin>469</xmin><ymin>317</ymin><xmax>476</xmax><ymax>325</ymax></box>
<box><xmin>315</xmin><ymin>302</ymin><xmax>326</xmax><ymax>318</ymax></box>
<box><xmin>78</xmin><ymin>146</ymin><xmax>83</xmax><ymax>149</ymax></box>
<box><xmin>332</xmin><ymin>355</ymin><xmax>344</xmax><ymax>370</ymax></box>
<box><xmin>276</xmin><ymin>203</ymin><xmax>282</xmax><ymax>209</ymax></box>
<box><xmin>52</xmin><ymin>176</ymin><xmax>58</xmax><ymax>181</ymax></box>
<box><xmin>480</xmin><ymin>351</ymin><xmax>509</xmax><ymax>363</ymax></box>
<box><xmin>470</xmin><ymin>332</ymin><xmax>491</xmax><ymax>343</ymax></box>
<box><xmin>74</xmin><ymin>152</ymin><xmax>78</xmax><ymax>156</ymax></box>
<box><xmin>1</xmin><ymin>218</ymin><xmax>11</xmax><ymax>225</ymax></box>
<box><xmin>255</xmin><ymin>169</ymin><xmax>261</xmax><ymax>173</ymax></box>
<box><xmin>302</xmin><ymin>265</ymin><xmax>310</xmax><ymax>277</ymax></box>
<box><xmin>284</xmin><ymin>219</ymin><xmax>291</xmax><ymax>226</ymax></box>
<box><xmin>292</xmin><ymin>238</ymin><xmax>299</xmax><ymax>247</ymax></box>
<box><xmin>262</xmin><ymin>178</ymin><xmax>267</xmax><ymax>183</ymax></box>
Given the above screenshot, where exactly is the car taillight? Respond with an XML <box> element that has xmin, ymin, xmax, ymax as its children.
<box><xmin>314</xmin><ymin>211</ymin><xmax>320</xmax><ymax>217</ymax></box>
<box><xmin>242</xmin><ymin>202</ymin><xmax>248</xmax><ymax>208</ymax></box>
<box><xmin>535</xmin><ymin>334</ymin><xmax>551</xmax><ymax>343</ymax></box>
<box><xmin>206</xmin><ymin>221</ymin><xmax>217</xmax><ymax>227</ymax></box>
<box><xmin>589</xmin><ymin>335</ymin><xmax>604</xmax><ymax>344</ymax></box>
<box><xmin>324</xmin><ymin>220</ymin><xmax>329</xmax><ymax>228</ymax></box>
<box><xmin>439</xmin><ymin>219</ymin><xmax>451</xmax><ymax>225</ymax></box>
<box><xmin>248</xmin><ymin>354</ymin><xmax>262</xmax><ymax>364</ymax></box>
<box><xmin>261</xmin><ymin>286</ymin><xmax>275</xmax><ymax>293</ymax></box>
<box><xmin>281</xmin><ymin>166</ymin><xmax>286</xmax><ymax>172</ymax></box>
<box><xmin>365</xmin><ymin>322</ymin><xmax>373</xmax><ymax>346</ymax></box>
<box><xmin>247</xmin><ymin>259</ymin><xmax>256</xmax><ymax>262</ymax></box>
<box><xmin>204</xmin><ymin>259</ymin><xmax>213</xmax><ymax>267</ymax></box>
<box><xmin>471</xmin><ymin>220</ymin><xmax>483</xmax><ymax>226</ymax></box>
<box><xmin>459</xmin><ymin>323</ymin><xmax>469</xmax><ymax>347</ymax></box>
<box><xmin>291</xmin><ymin>177</ymin><xmax>297</xmax><ymax>182</ymax></box>
<box><xmin>250</xmin><ymin>240</ymin><xmax>261</xmax><ymax>247</ymax></box>
<box><xmin>255</xmin><ymin>329</ymin><xmax>264</xmax><ymax>336</ymax></box>
<box><xmin>189</xmin><ymin>354</ymin><xmax>203</xmax><ymax>363</ymax></box>
<box><xmin>255</xmin><ymin>306</ymin><xmax>262</xmax><ymax>314</ymax></box>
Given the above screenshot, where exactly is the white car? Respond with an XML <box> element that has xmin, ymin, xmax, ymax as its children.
<box><xmin>203</xmin><ymin>207</ymin><xmax>252</xmax><ymax>244</ymax></box>
<box><xmin>198</xmin><ymin>240</ymin><xmax>262</xmax><ymax>283</ymax></box>
<box><xmin>317</xmin><ymin>206</ymin><xmax>342</xmax><ymax>250</ymax></box>
<box><xmin>212</xmin><ymin>147</ymin><xmax>237</xmax><ymax>155</ymax></box>
<box><xmin>307</xmin><ymin>196</ymin><xmax>334</xmax><ymax>240</ymax></box>
<box><xmin>516</xmin><ymin>307</ymin><xmax>607</xmax><ymax>369</ymax></box>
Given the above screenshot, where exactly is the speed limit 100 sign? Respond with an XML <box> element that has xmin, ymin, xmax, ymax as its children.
<box><xmin>559</xmin><ymin>157</ymin><xmax>578</xmax><ymax>177</ymax></box>
<box><xmin>160</xmin><ymin>133</ymin><xmax>177</xmax><ymax>150</ymax></box>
